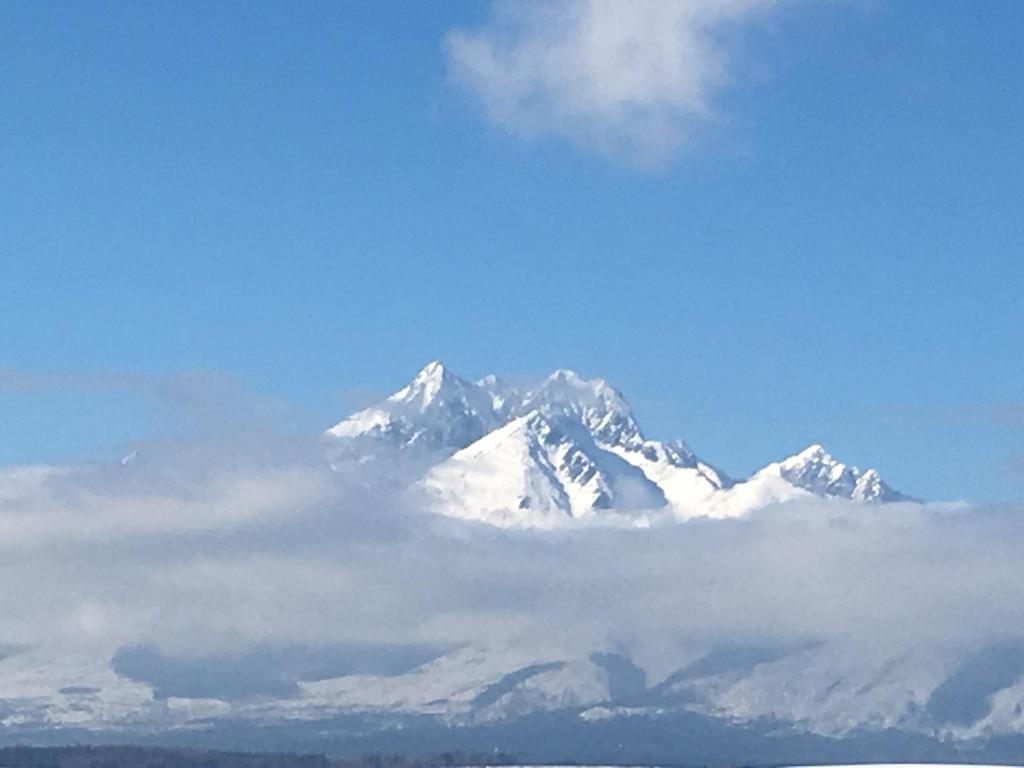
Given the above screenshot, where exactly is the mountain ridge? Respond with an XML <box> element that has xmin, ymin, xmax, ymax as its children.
<box><xmin>325</xmin><ymin>361</ymin><xmax>912</xmax><ymax>526</ymax></box>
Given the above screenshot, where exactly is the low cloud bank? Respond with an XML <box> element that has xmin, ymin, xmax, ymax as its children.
<box><xmin>0</xmin><ymin>430</ymin><xmax>1020</xmax><ymax>688</ymax></box>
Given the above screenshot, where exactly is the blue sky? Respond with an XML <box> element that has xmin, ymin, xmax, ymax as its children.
<box><xmin>0</xmin><ymin>0</ymin><xmax>1021</xmax><ymax>501</ymax></box>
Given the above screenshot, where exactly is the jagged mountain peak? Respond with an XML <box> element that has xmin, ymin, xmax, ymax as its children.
<box><xmin>417</xmin><ymin>359</ymin><xmax>447</xmax><ymax>378</ymax></box>
<box><xmin>325</xmin><ymin>361</ymin><xmax>502</xmax><ymax>453</ymax></box>
<box><xmin>761</xmin><ymin>443</ymin><xmax>906</xmax><ymax>503</ymax></box>
<box><xmin>533</xmin><ymin>369</ymin><xmax>630</xmax><ymax>411</ymax></box>
<box><xmin>520</xmin><ymin>369</ymin><xmax>642</xmax><ymax>449</ymax></box>
<box><xmin>775</xmin><ymin>443</ymin><xmax>855</xmax><ymax>479</ymax></box>
<box><xmin>544</xmin><ymin>368</ymin><xmax>607</xmax><ymax>388</ymax></box>
<box><xmin>388</xmin><ymin>360</ymin><xmax>466</xmax><ymax>408</ymax></box>
<box><xmin>783</xmin><ymin>443</ymin><xmax>831</xmax><ymax>465</ymax></box>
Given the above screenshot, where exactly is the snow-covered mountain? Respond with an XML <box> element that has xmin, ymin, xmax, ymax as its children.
<box><xmin>697</xmin><ymin>444</ymin><xmax>914</xmax><ymax>518</ymax></box>
<box><xmin>769</xmin><ymin>443</ymin><xmax>910</xmax><ymax>502</ymax></box>
<box><xmin>325</xmin><ymin>361</ymin><xmax>504</xmax><ymax>455</ymax></box>
<box><xmin>421</xmin><ymin>411</ymin><xmax>666</xmax><ymax>527</ymax></box>
<box><xmin>325</xmin><ymin>361</ymin><xmax>912</xmax><ymax>525</ymax></box>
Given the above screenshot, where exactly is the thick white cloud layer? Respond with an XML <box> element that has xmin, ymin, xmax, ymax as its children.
<box><xmin>446</xmin><ymin>0</ymin><xmax>778</xmax><ymax>165</ymax></box>
<box><xmin>0</xmin><ymin>435</ymin><xmax>1021</xmax><ymax>676</ymax></box>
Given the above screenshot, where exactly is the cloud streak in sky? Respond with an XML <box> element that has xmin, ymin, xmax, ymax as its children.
<box><xmin>446</xmin><ymin>0</ymin><xmax>778</xmax><ymax>166</ymax></box>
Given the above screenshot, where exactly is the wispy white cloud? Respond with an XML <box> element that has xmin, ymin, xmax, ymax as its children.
<box><xmin>446</xmin><ymin>0</ymin><xmax>778</xmax><ymax>167</ymax></box>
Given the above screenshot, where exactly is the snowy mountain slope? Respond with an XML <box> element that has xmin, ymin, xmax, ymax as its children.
<box><xmin>654</xmin><ymin>640</ymin><xmax>956</xmax><ymax>735</ymax></box>
<box><xmin>697</xmin><ymin>444</ymin><xmax>914</xmax><ymax>519</ymax></box>
<box><xmin>512</xmin><ymin>369</ymin><xmax>732</xmax><ymax>515</ymax></box>
<box><xmin>765</xmin><ymin>444</ymin><xmax>911</xmax><ymax>502</ymax></box>
<box><xmin>0</xmin><ymin>645</ymin><xmax>161</xmax><ymax>729</ymax></box>
<box><xmin>288</xmin><ymin>639</ymin><xmax>1007</xmax><ymax>739</ymax></box>
<box><xmin>326</xmin><ymin>362</ymin><xmax>912</xmax><ymax>525</ymax></box>
<box><xmin>513</xmin><ymin>369</ymin><xmax>644</xmax><ymax>448</ymax></box>
<box><xmin>294</xmin><ymin>644</ymin><xmax>565</xmax><ymax>718</ymax></box>
<box><xmin>607</xmin><ymin>440</ymin><xmax>731</xmax><ymax>515</ymax></box>
<box><xmin>6</xmin><ymin>634</ymin><xmax>1023</xmax><ymax>745</ymax></box>
<box><xmin>420</xmin><ymin>411</ymin><xmax>665</xmax><ymax>527</ymax></box>
<box><xmin>325</xmin><ymin>361</ymin><xmax>503</xmax><ymax>455</ymax></box>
